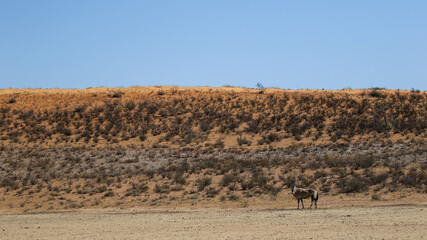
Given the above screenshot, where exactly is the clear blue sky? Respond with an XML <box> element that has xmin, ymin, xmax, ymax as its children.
<box><xmin>1</xmin><ymin>1</ymin><xmax>426</xmax><ymax>90</ymax></box>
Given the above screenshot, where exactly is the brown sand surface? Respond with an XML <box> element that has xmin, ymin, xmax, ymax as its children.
<box><xmin>0</xmin><ymin>205</ymin><xmax>426</xmax><ymax>239</ymax></box>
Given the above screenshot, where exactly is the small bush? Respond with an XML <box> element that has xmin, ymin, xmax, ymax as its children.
<box><xmin>338</xmin><ymin>176</ymin><xmax>369</xmax><ymax>193</ymax></box>
<box><xmin>110</xmin><ymin>91</ymin><xmax>122</xmax><ymax>98</ymax></box>
<box><xmin>0</xmin><ymin>177</ymin><xmax>19</xmax><ymax>190</ymax></box>
<box><xmin>313</xmin><ymin>170</ymin><xmax>328</xmax><ymax>180</ymax></box>
<box><xmin>241</xmin><ymin>180</ymin><xmax>256</xmax><ymax>190</ymax></box>
<box><xmin>139</xmin><ymin>134</ymin><xmax>147</xmax><ymax>141</ymax></box>
<box><xmin>200</xmin><ymin>121</ymin><xmax>212</xmax><ymax>132</ymax></box>
<box><xmin>369</xmin><ymin>88</ymin><xmax>384</xmax><ymax>98</ymax></box>
<box><xmin>258</xmin><ymin>133</ymin><xmax>281</xmax><ymax>145</ymax></box>
<box><xmin>323</xmin><ymin>156</ymin><xmax>345</xmax><ymax>168</ymax></box>
<box><xmin>124</xmin><ymin>101</ymin><xmax>136</xmax><ymax>111</ymax></box>
<box><xmin>205</xmin><ymin>187</ymin><xmax>219</xmax><ymax>198</ymax></box>
<box><xmin>371</xmin><ymin>194</ymin><xmax>381</xmax><ymax>201</ymax></box>
<box><xmin>237</xmin><ymin>136</ymin><xmax>251</xmax><ymax>146</ymax></box>
<box><xmin>320</xmin><ymin>182</ymin><xmax>331</xmax><ymax>193</ymax></box>
<box><xmin>284</xmin><ymin>175</ymin><xmax>296</xmax><ymax>188</ymax></box>
<box><xmin>228</xmin><ymin>194</ymin><xmax>240</xmax><ymax>201</ymax></box>
<box><xmin>174</xmin><ymin>173</ymin><xmax>187</xmax><ymax>185</ymax></box>
<box><xmin>125</xmin><ymin>182</ymin><xmax>149</xmax><ymax>196</ymax></box>
<box><xmin>221</xmin><ymin>173</ymin><xmax>237</xmax><ymax>187</ymax></box>
<box><xmin>400</xmin><ymin>169</ymin><xmax>419</xmax><ymax>187</ymax></box>
<box><xmin>253</xmin><ymin>173</ymin><xmax>268</xmax><ymax>188</ymax></box>
<box><xmin>369</xmin><ymin>172</ymin><xmax>388</xmax><ymax>185</ymax></box>
<box><xmin>154</xmin><ymin>183</ymin><xmax>170</xmax><ymax>194</ymax></box>
<box><xmin>196</xmin><ymin>176</ymin><xmax>212</xmax><ymax>191</ymax></box>
<box><xmin>264</xmin><ymin>184</ymin><xmax>281</xmax><ymax>196</ymax></box>
<box><xmin>103</xmin><ymin>191</ymin><xmax>115</xmax><ymax>198</ymax></box>
<box><xmin>349</xmin><ymin>156</ymin><xmax>375</xmax><ymax>169</ymax></box>
<box><xmin>213</xmin><ymin>140</ymin><xmax>225</xmax><ymax>149</ymax></box>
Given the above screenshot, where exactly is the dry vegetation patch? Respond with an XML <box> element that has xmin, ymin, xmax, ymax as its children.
<box><xmin>0</xmin><ymin>87</ymin><xmax>426</xmax><ymax>212</ymax></box>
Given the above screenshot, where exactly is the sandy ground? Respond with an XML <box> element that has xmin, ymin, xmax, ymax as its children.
<box><xmin>0</xmin><ymin>205</ymin><xmax>426</xmax><ymax>240</ymax></box>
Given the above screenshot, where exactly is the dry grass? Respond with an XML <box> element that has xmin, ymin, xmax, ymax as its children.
<box><xmin>0</xmin><ymin>144</ymin><xmax>425</xmax><ymax>212</ymax></box>
<box><xmin>0</xmin><ymin>87</ymin><xmax>425</xmax><ymax>150</ymax></box>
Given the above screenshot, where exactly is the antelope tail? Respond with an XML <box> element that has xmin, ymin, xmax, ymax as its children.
<box><xmin>314</xmin><ymin>190</ymin><xmax>319</xmax><ymax>201</ymax></box>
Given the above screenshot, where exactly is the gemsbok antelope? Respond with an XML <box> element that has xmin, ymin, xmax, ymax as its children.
<box><xmin>291</xmin><ymin>186</ymin><xmax>318</xmax><ymax>209</ymax></box>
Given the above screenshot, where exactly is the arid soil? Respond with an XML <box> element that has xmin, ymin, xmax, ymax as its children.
<box><xmin>0</xmin><ymin>205</ymin><xmax>426</xmax><ymax>239</ymax></box>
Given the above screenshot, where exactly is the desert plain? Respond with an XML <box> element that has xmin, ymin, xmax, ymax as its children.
<box><xmin>1</xmin><ymin>205</ymin><xmax>426</xmax><ymax>240</ymax></box>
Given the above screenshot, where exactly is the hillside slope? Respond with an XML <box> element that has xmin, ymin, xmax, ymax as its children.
<box><xmin>0</xmin><ymin>87</ymin><xmax>426</xmax><ymax>212</ymax></box>
<box><xmin>0</xmin><ymin>87</ymin><xmax>426</xmax><ymax>150</ymax></box>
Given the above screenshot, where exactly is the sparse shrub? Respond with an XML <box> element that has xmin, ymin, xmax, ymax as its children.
<box><xmin>349</xmin><ymin>156</ymin><xmax>375</xmax><ymax>169</ymax></box>
<box><xmin>308</xmin><ymin>160</ymin><xmax>323</xmax><ymax>170</ymax></box>
<box><xmin>205</xmin><ymin>187</ymin><xmax>219</xmax><ymax>198</ymax></box>
<box><xmin>196</xmin><ymin>176</ymin><xmax>212</xmax><ymax>191</ymax></box>
<box><xmin>298</xmin><ymin>174</ymin><xmax>312</xmax><ymax>187</ymax></box>
<box><xmin>371</xmin><ymin>194</ymin><xmax>381</xmax><ymax>201</ymax></box>
<box><xmin>125</xmin><ymin>182</ymin><xmax>149</xmax><ymax>196</ymax></box>
<box><xmin>313</xmin><ymin>169</ymin><xmax>328</xmax><ymax>180</ymax></box>
<box><xmin>369</xmin><ymin>172</ymin><xmax>388</xmax><ymax>185</ymax></box>
<box><xmin>154</xmin><ymin>183</ymin><xmax>170</xmax><ymax>194</ymax></box>
<box><xmin>221</xmin><ymin>173</ymin><xmax>237</xmax><ymax>187</ymax></box>
<box><xmin>266</xmin><ymin>133</ymin><xmax>281</xmax><ymax>142</ymax></box>
<box><xmin>74</xmin><ymin>105</ymin><xmax>86</xmax><ymax>113</ymax></box>
<box><xmin>323</xmin><ymin>156</ymin><xmax>345</xmax><ymax>168</ymax></box>
<box><xmin>145</xmin><ymin>170</ymin><xmax>155</xmax><ymax>178</ymax></box>
<box><xmin>320</xmin><ymin>182</ymin><xmax>331</xmax><ymax>193</ymax></box>
<box><xmin>0</xmin><ymin>176</ymin><xmax>19</xmax><ymax>190</ymax></box>
<box><xmin>410</xmin><ymin>88</ymin><xmax>420</xmax><ymax>93</ymax></box>
<box><xmin>228</xmin><ymin>182</ymin><xmax>238</xmax><ymax>191</ymax></box>
<box><xmin>338</xmin><ymin>176</ymin><xmax>369</xmax><ymax>193</ymax></box>
<box><xmin>174</xmin><ymin>173</ymin><xmax>187</xmax><ymax>185</ymax></box>
<box><xmin>369</xmin><ymin>88</ymin><xmax>384</xmax><ymax>98</ymax></box>
<box><xmin>258</xmin><ymin>133</ymin><xmax>281</xmax><ymax>145</ymax></box>
<box><xmin>96</xmin><ymin>186</ymin><xmax>107</xmax><ymax>193</ymax></box>
<box><xmin>245</xmin><ymin>119</ymin><xmax>260</xmax><ymax>133</ymax></box>
<box><xmin>240</xmin><ymin>172</ymin><xmax>269</xmax><ymax>191</ymax></box>
<box><xmin>331</xmin><ymin>167</ymin><xmax>347</xmax><ymax>177</ymax></box>
<box><xmin>103</xmin><ymin>191</ymin><xmax>115</xmax><ymax>198</ymax></box>
<box><xmin>284</xmin><ymin>175</ymin><xmax>296</xmax><ymax>188</ymax></box>
<box><xmin>264</xmin><ymin>184</ymin><xmax>281</xmax><ymax>196</ymax></box>
<box><xmin>110</xmin><ymin>91</ymin><xmax>122</xmax><ymax>98</ymax></box>
<box><xmin>400</xmin><ymin>169</ymin><xmax>419</xmax><ymax>187</ymax></box>
<box><xmin>198</xmin><ymin>158</ymin><xmax>218</xmax><ymax>170</ymax></box>
<box><xmin>241</xmin><ymin>179</ymin><xmax>256</xmax><ymax>190</ymax></box>
<box><xmin>199</xmin><ymin>121</ymin><xmax>212</xmax><ymax>132</ymax></box>
<box><xmin>228</xmin><ymin>194</ymin><xmax>240</xmax><ymax>201</ymax></box>
<box><xmin>237</xmin><ymin>135</ymin><xmax>251</xmax><ymax>146</ymax></box>
<box><xmin>213</xmin><ymin>139</ymin><xmax>224</xmax><ymax>149</ymax></box>
<box><xmin>124</xmin><ymin>101</ymin><xmax>136</xmax><ymax>111</ymax></box>
<box><xmin>253</xmin><ymin>173</ymin><xmax>268</xmax><ymax>188</ymax></box>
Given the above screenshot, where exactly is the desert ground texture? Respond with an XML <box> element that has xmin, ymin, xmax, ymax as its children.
<box><xmin>0</xmin><ymin>205</ymin><xmax>426</xmax><ymax>240</ymax></box>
